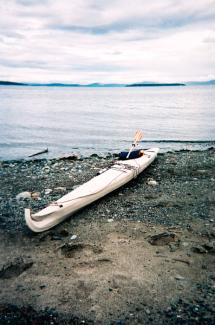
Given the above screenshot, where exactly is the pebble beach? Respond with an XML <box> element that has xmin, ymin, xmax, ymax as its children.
<box><xmin>0</xmin><ymin>149</ymin><xmax>214</xmax><ymax>324</ymax></box>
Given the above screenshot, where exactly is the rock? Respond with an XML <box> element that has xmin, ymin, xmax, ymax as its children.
<box><xmin>181</xmin><ymin>242</ymin><xmax>189</xmax><ymax>247</ymax></box>
<box><xmin>169</xmin><ymin>243</ymin><xmax>179</xmax><ymax>252</ymax></box>
<box><xmin>42</xmin><ymin>166</ymin><xmax>50</xmax><ymax>173</ymax></box>
<box><xmin>51</xmin><ymin>162</ymin><xmax>60</xmax><ymax>168</ymax></box>
<box><xmin>192</xmin><ymin>245</ymin><xmax>208</xmax><ymax>254</ymax></box>
<box><xmin>61</xmin><ymin>242</ymin><xmax>85</xmax><ymax>258</ymax></box>
<box><xmin>16</xmin><ymin>191</ymin><xmax>31</xmax><ymax>201</ymax></box>
<box><xmin>90</xmin><ymin>153</ymin><xmax>100</xmax><ymax>159</ymax></box>
<box><xmin>51</xmin><ymin>235</ymin><xmax>62</xmax><ymax>241</ymax></box>
<box><xmin>145</xmin><ymin>308</ymin><xmax>151</xmax><ymax>315</ymax></box>
<box><xmin>175</xmin><ymin>275</ymin><xmax>186</xmax><ymax>281</ymax></box>
<box><xmin>107</xmin><ymin>218</ymin><xmax>114</xmax><ymax>223</ymax></box>
<box><xmin>148</xmin><ymin>232</ymin><xmax>177</xmax><ymax>246</ymax></box>
<box><xmin>147</xmin><ymin>178</ymin><xmax>158</xmax><ymax>186</ymax></box>
<box><xmin>201</xmin><ymin>229</ymin><xmax>215</xmax><ymax>239</ymax></box>
<box><xmin>53</xmin><ymin>187</ymin><xmax>67</xmax><ymax>193</ymax></box>
<box><xmin>31</xmin><ymin>192</ymin><xmax>41</xmax><ymax>200</ymax></box>
<box><xmin>70</xmin><ymin>235</ymin><xmax>77</xmax><ymax>240</ymax></box>
<box><xmin>196</xmin><ymin>169</ymin><xmax>207</xmax><ymax>174</ymax></box>
<box><xmin>202</xmin><ymin>243</ymin><xmax>215</xmax><ymax>253</ymax></box>
<box><xmin>45</xmin><ymin>188</ymin><xmax>52</xmax><ymax>195</ymax></box>
<box><xmin>59</xmin><ymin>153</ymin><xmax>80</xmax><ymax>160</ymax></box>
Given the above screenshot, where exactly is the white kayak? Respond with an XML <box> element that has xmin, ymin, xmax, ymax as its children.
<box><xmin>25</xmin><ymin>148</ymin><xmax>159</xmax><ymax>232</ymax></box>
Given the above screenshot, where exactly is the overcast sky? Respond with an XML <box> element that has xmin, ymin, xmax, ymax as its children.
<box><xmin>0</xmin><ymin>0</ymin><xmax>215</xmax><ymax>83</ymax></box>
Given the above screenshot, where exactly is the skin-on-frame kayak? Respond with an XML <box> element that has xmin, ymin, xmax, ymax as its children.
<box><xmin>25</xmin><ymin>148</ymin><xmax>159</xmax><ymax>232</ymax></box>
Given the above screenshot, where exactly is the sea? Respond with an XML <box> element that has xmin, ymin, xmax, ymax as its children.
<box><xmin>0</xmin><ymin>85</ymin><xmax>214</xmax><ymax>160</ymax></box>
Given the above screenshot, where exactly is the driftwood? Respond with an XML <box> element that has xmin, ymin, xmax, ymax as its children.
<box><xmin>28</xmin><ymin>148</ymin><xmax>48</xmax><ymax>157</ymax></box>
<box><xmin>148</xmin><ymin>232</ymin><xmax>176</xmax><ymax>246</ymax></box>
<box><xmin>172</xmin><ymin>258</ymin><xmax>191</xmax><ymax>265</ymax></box>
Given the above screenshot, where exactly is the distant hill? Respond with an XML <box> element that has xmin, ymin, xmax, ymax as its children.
<box><xmin>1</xmin><ymin>80</ymin><xmax>214</xmax><ymax>87</ymax></box>
<box><xmin>27</xmin><ymin>82</ymin><xmax>125</xmax><ymax>87</ymax></box>
<box><xmin>0</xmin><ymin>81</ymin><xmax>26</xmax><ymax>86</ymax></box>
<box><xmin>127</xmin><ymin>82</ymin><xmax>186</xmax><ymax>87</ymax></box>
<box><xmin>28</xmin><ymin>83</ymin><xmax>81</xmax><ymax>87</ymax></box>
<box><xmin>187</xmin><ymin>80</ymin><xmax>215</xmax><ymax>86</ymax></box>
<box><xmin>86</xmin><ymin>83</ymin><xmax>125</xmax><ymax>87</ymax></box>
<box><xmin>0</xmin><ymin>81</ymin><xmax>126</xmax><ymax>87</ymax></box>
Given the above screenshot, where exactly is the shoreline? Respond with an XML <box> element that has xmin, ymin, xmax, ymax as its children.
<box><xmin>0</xmin><ymin>149</ymin><xmax>214</xmax><ymax>324</ymax></box>
<box><xmin>1</xmin><ymin>142</ymin><xmax>214</xmax><ymax>162</ymax></box>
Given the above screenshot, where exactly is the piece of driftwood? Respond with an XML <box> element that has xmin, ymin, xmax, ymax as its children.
<box><xmin>28</xmin><ymin>148</ymin><xmax>48</xmax><ymax>157</ymax></box>
<box><xmin>172</xmin><ymin>258</ymin><xmax>191</xmax><ymax>265</ymax></box>
<box><xmin>148</xmin><ymin>232</ymin><xmax>176</xmax><ymax>246</ymax></box>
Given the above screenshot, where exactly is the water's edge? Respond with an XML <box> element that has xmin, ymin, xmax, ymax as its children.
<box><xmin>1</xmin><ymin>145</ymin><xmax>214</xmax><ymax>163</ymax></box>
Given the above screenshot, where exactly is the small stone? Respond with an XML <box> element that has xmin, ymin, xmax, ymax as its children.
<box><xmin>54</xmin><ymin>187</ymin><xmax>67</xmax><ymax>193</ymax></box>
<box><xmin>175</xmin><ymin>275</ymin><xmax>185</xmax><ymax>280</ymax></box>
<box><xmin>90</xmin><ymin>153</ymin><xmax>100</xmax><ymax>159</ymax></box>
<box><xmin>16</xmin><ymin>191</ymin><xmax>31</xmax><ymax>201</ymax></box>
<box><xmin>51</xmin><ymin>235</ymin><xmax>62</xmax><ymax>241</ymax></box>
<box><xmin>192</xmin><ymin>245</ymin><xmax>208</xmax><ymax>254</ymax></box>
<box><xmin>59</xmin><ymin>153</ymin><xmax>80</xmax><ymax>160</ymax></box>
<box><xmin>43</xmin><ymin>166</ymin><xmax>50</xmax><ymax>173</ymax></box>
<box><xmin>181</xmin><ymin>242</ymin><xmax>189</xmax><ymax>247</ymax></box>
<box><xmin>31</xmin><ymin>192</ymin><xmax>41</xmax><ymax>200</ymax></box>
<box><xmin>70</xmin><ymin>235</ymin><xmax>77</xmax><ymax>240</ymax></box>
<box><xmin>169</xmin><ymin>243</ymin><xmax>178</xmax><ymax>252</ymax></box>
<box><xmin>45</xmin><ymin>188</ymin><xmax>52</xmax><ymax>195</ymax></box>
<box><xmin>52</xmin><ymin>163</ymin><xmax>60</xmax><ymax>168</ymax></box>
<box><xmin>147</xmin><ymin>178</ymin><xmax>158</xmax><ymax>186</ymax></box>
<box><xmin>202</xmin><ymin>243</ymin><xmax>215</xmax><ymax>253</ymax></box>
<box><xmin>196</xmin><ymin>169</ymin><xmax>207</xmax><ymax>174</ymax></box>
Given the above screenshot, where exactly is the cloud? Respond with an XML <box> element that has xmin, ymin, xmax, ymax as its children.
<box><xmin>0</xmin><ymin>0</ymin><xmax>214</xmax><ymax>82</ymax></box>
<box><xmin>203</xmin><ymin>37</ymin><xmax>215</xmax><ymax>43</ymax></box>
<box><xmin>16</xmin><ymin>0</ymin><xmax>48</xmax><ymax>6</ymax></box>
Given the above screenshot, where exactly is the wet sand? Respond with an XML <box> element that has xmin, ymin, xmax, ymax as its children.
<box><xmin>0</xmin><ymin>149</ymin><xmax>214</xmax><ymax>324</ymax></box>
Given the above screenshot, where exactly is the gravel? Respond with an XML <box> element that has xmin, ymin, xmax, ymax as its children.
<box><xmin>0</xmin><ymin>149</ymin><xmax>214</xmax><ymax>324</ymax></box>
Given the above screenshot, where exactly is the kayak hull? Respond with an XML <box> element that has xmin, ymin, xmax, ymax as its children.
<box><xmin>25</xmin><ymin>148</ymin><xmax>159</xmax><ymax>232</ymax></box>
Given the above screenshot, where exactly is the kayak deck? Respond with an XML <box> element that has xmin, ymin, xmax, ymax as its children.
<box><xmin>25</xmin><ymin>148</ymin><xmax>159</xmax><ymax>232</ymax></box>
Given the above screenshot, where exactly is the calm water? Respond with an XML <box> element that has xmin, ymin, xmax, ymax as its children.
<box><xmin>0</xmin><ymin>86</ymin><xmax>214</xmax><ymax>160</ymax></box>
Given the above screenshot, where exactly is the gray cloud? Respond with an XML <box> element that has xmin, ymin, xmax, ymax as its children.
<box><xmin>72</xmin><ymin>62</ymin><xmax>127</xmax><ymax>72</ymax></box>
<box><xmin>0</xmin><ymin>58</ymin><xmax>49</xmax><ymax>69</ymax></box>
<box><xmin>16</xmin><ymin>0</ymin><xmax>49</xmax><ymax>6</ymax></box>
<box><xmin>0</xmin><ymin>0</ymin><xmax>214</xmax><ymax>83</ymax></box>
<box><xmin>203</xmin><ymin>37</ymin><xmax>215</xmax><ymax>43</ymax></box>
<box><xmin>48</xmin><ymin>5</ymin><xmax>215</xmax><ymax>36</ymax></box>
